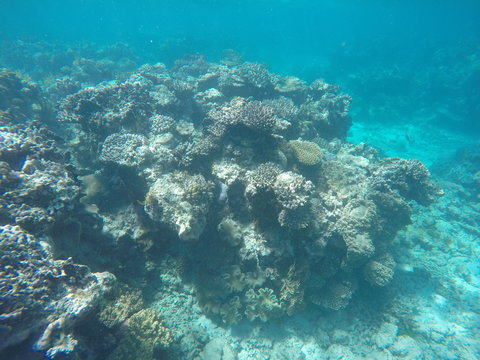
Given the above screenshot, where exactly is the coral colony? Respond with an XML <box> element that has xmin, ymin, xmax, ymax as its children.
<box><xmin>1</xmin><ymin>55</ymin><xmax>442</xmax><ymax>359</ymax></box>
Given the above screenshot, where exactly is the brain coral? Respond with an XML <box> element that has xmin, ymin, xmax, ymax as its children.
<box><xmin>287</xmin><ymin>140</ymin><xmax>323</xmax><ymax>166</ymax></box>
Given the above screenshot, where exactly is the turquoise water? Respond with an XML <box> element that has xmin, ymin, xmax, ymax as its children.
<box><xmin>0</xmin><ymin>1</ymin><xmax>479</xmax><ymax>359</ymax></box>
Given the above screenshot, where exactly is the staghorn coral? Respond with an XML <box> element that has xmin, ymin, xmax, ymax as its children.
<box><xmin>240</xmin><ymin>100</ymin><xmax>278</xmax><ymax>134</ymax></box>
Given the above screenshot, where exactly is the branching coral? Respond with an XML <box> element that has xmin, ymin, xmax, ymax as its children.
<box><xmin>240</xmin><ymin>100</ymin><xmax>278</xmax><ymax>134</ymax></box>
<box><xmin>273</xmin><ymin>171</ymin><xmax>314</xmax><ymax>210</ymax></box>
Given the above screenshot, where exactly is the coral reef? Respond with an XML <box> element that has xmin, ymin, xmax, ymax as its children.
<box><xmin>0</xmin><ymin>69</ymin><xmax>44</xmax><ymax>122</ymax></box>
<box><xmin>0</xmin><ymin>78</ymin><xmax>81</xmax><ymax>234</ymax></box>
<box><xmin>53</xmin><ymin>56</ymin><xmax>440</xmax><ymax>324</ymax></box>
<box><xmin>0</xmin><ymin>52</ymin><xmax>446</xmax><ymax>359</ymax></box>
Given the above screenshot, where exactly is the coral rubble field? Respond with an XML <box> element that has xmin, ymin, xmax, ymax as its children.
<box><xmin>0</xmin><ymin>42</ymin><xmax>479</xmax><ymax>359</ymax></box>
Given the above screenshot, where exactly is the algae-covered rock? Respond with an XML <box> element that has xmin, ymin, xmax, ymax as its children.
<box><xmin>198</xmin><ymin>337</ymin><xmax>237</xmax><ymax>360</ymax></box>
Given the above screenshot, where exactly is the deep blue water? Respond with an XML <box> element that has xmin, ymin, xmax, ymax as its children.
<box><xmin>2</xmin><ymin>0</ymin><xmax>480</xmax><ymax>139</ymax></box>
